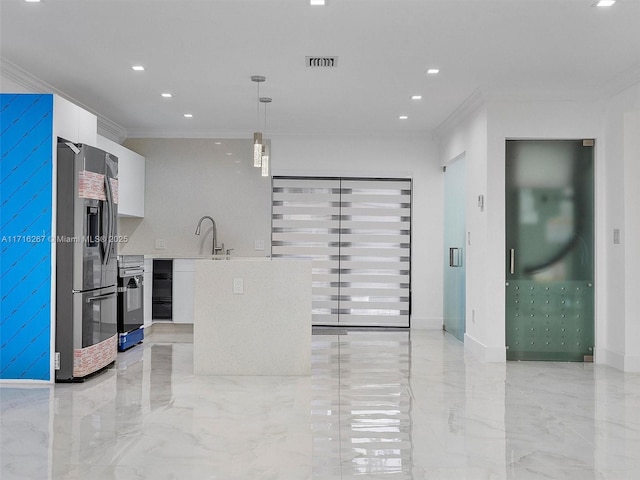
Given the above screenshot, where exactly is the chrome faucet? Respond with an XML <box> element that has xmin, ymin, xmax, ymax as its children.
<box><xmin>194</xmin><ymin>216</ymin><xmax>223</xmax><ymax>255</ymax></box>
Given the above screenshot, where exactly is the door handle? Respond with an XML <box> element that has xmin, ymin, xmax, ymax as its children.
<box><xmin>449</xmin><ymin>247</ymin><xmax>462</xmax><ymax>267</ymax></box>
<box><xmin>103</xmin><ymin>174</ymin><xmax>114</xmax><ymax>266</ymax></box>
<box><xmin>510</xmin><ymin>248</ymin><xmax>515</xmax><ymax>275</ymax></box>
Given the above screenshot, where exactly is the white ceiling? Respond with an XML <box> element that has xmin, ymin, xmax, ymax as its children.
<box><xmin>2</xmin><ymin>0</ymin><xmax>639</xmax><ymax>138</ymax></box>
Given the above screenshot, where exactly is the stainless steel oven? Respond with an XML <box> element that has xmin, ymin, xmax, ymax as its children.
<box><xmin>117</xmin><ymin>255</ymin><xmax>145</xmax><ymax>351</ymax></box>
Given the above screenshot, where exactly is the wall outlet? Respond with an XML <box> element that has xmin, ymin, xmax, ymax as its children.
<box><xmin>233</xmin><ymin>277</ymin><xmax>244</xmax><ymax>294</ymax></box>
<box><xmin>254</xmin><ymin>240</ymin><xmax>265</xmax><ymax>251</ymax></box>
<box><xmin>155</xmin><ymin>239</ymin><xmax>166</xmax><ymax>250</ymax></box>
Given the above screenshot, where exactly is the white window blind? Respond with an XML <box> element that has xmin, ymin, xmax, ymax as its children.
<box><xmin>272</xmin><ymin>177</ymin><xmax>411</xmax><ymax>327</ymax></box>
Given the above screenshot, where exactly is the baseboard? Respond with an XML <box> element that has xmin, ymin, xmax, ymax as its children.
<box><xmin>145</xmin><ymin>322</ymin><xmax>194</xmax><ymax>335</ymax></box>
<box><xmin>464</xmin><ymin>333</ymin><xmax>506</xmax><ymax>363</ymax></box>
<box><xmin>0</xmin><ymin>379</ymin><xmax>52</xmax><ymax>385</ymax></box>
<box><xmin>597</xmin><ymin>348</ymin><xmax>640</xmax><ymax>372</ymax></box>
<box><xmin>410</xmin><ymin>317</ymin><xmax>443</xmax><ymax>330</ymax></box>
<box><xmin>624</xmin><ymin>355</ymin><xmax>640</xmax><ymax>373</ymax></box>
<box><xmin>596</xmin><ymin>348</ymin><xmax>625</xmax><ymax>370</ymax></box>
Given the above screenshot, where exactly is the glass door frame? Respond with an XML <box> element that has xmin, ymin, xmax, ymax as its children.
<box><xmin>443</xmin><ymin>154</ymin><xmax>467</xmax><ymax>341</ymax></box>
<box><xmin>505</xmin><ymin>138</ymin><xmax>595</xmax><ymax>361</ymax></box>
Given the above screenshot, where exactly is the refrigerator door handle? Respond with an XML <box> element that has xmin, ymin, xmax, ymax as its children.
<box><xmin>103</xmin><ymin>174</ymin><xmax>114</xmax><ymax>266</ymax></box>
<box><xmin>86</xmin><ymin>292</ymin><xmax>116</xmax><ymax>303</ymax></box>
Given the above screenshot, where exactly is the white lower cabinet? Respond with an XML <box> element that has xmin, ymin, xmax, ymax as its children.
<box><xmin>173</xmin><ymin>259</ymin><xmax>195</xmax><ymax>324</ymax></box>
<box><xmin>143</xmin><ymin>258</ymin><xmax>153</xmax><ymax>327</ymax></box>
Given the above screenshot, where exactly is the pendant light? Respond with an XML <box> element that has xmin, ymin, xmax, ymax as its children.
<box><xmin>260</xmin><ymin>96</ymin><xmax>272</xmax><ymax>177</ymax></box>
<box><xmin>251</xmin><ymin>76</ymin><xmax>265</xmax><ymax>167</ymax></box>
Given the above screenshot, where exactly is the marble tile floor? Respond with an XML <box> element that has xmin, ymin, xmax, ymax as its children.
<box><xmin>1</xmin><ymin>329</ymin><xmax>640</xmax><ymax>480</ymax></box>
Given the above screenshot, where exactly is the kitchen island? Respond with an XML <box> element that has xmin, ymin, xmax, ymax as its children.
<box><xmin>192</xmin><ymin>258</ymin><xmax>312</xmax><ymax>376</ymax></box>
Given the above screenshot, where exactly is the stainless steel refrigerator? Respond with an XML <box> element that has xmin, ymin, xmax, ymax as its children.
<box><xmin>55</xmin><ymin>141</ymin><xmax>118</xmax><ymax>382</ymax></box>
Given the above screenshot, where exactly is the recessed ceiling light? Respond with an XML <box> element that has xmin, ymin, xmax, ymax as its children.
<box><xmin>24</xmin><ymin>0</ymin><xmax>41</xmax><ymax>3</ymax></box>
<box><xmin>411</xmin><ymin>95</ymin><xmax>423</xmax><ymax>100</ymax></box>
<box><xmin>310</xmin><ymin>0</ymin><xmax>326</xmax><ymax>5</ymax></box>
<box><xmin>595</xmin><ymin>0</ymin><xmax>615</xmax><ymax>6</ymax></box>
<box><xmin>399</xmin><ymin>115</ymin><xmax>409</xmax><ymax>120</ymax></box>
<box><xmin>132</xmin><ymin>65</ymin><xmax>145</xmax><ymax>71</ymax></box>
<box><xmin>214</xmin><ymin>141</ymin><xmax>222</xmax><ymax>145</ymax></box>
<box><xmin>226</xmin><ymin>152</ymin><xmax>233</xmax><ymax>156</ymax></box>
<box><xmin>426</xmin><ymin>68</ymin><xmax>440</xmax><ymax>75</ymax></box>
<box><xmin>161</xmin><ymin>93</ymin><xmax>172</xmax><ymax>98</ymax></box>
<box><xmin>183</xmin><ymin>113</ymin><xmax>193</xmax><ymax>118</ymax></box>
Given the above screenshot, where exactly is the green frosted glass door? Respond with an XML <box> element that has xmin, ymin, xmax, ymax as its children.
<box><xmin>444</xmin><ymin>155</ymin><xmax>466</xmax><ymax>341</ymax></box>
<box><xmin>505</xmin><ymin>140</ymin><xmax>594</xmax><ymax>361</ymax></box>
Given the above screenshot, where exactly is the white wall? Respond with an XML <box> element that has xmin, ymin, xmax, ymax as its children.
<box><xmin>439</xmin><ymin>99</ymin><xmax>605</xmax><ymax>362</ymax></box>
<box><xmin>119</xmin><ymin>138</ymin><xmax>272</xmax><ymax>258</ymax></box>
<box><xmin>8</xmin><ymin>60</ymin><xmax>640</xmax><ymax>368</ymax></box>
<box><xmin>120</xmin><ymin>134</ymin><xmax>443</xmax><ymax>329</ymax></box>
<box><xmin>601</xmin><ymin>84</ymin><xmax>640</xmax><ymax>371</ymax></box>
<box><xmin>271</xmin><ymin>133</ymin><xmax>443</xmax><ymax>328</ymax></box>
<box><xmin>487</xmin><ymin>100</ymin><xmax>603</xmax><ymax>361</ymax></box>
<box><xmin>623</xmin><ymin>109</ymin><xmax>640</xmax><ymax>371</ymax></box>
<box><xmin>602</xmin><ymin>91</ymin><xmax>628</xmax><ymax>366</ymax></box>
<box><xmin>485</xmin><ymin>93</ymin><xmax>640</xmax><ymax>372</ymax></box>
<box><xmin>438</xmin><ymin>104</ymin><xmax>492</xmax><ymax>359</ymax></box>
<box><xmin>0</xmin><ymin>74</ymin><xmax>31</xmax><ymax>93</ymax></box>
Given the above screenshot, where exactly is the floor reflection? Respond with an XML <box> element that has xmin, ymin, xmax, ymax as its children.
<box><xmin>51</xmin><ymin>368</ymin><xmax>119</xmax><ymax>478</ymax></box>
<box><xmin>0</xmin><ymin>386</ymin><xmax>53</xmax><ymax>479</ymax></box>
<box><xmin>149</xmin><ymin>344</ymin><xmax>173</xmax><ymax>410</ymax></box>
<box><xmin>2</xmin><ymin>329</ymin><xmax>640</xmax><ymax>479</ymax></box>
<box><xmin>312</xmin><ymin>331</ymin><xmax>412</xmax><ymax>478</ymax></box>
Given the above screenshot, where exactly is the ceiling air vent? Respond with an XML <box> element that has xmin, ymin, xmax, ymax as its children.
<box><xmin>306</xmin><ymin>56</ymin><xmax>338</xmax><ymax>68</ymax></box>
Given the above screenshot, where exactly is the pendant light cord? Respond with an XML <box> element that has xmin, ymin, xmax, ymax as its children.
<box><xmin>256</xmin><ymin>81</ymin><xmax>260</xmax><ymax>131</ymax></box>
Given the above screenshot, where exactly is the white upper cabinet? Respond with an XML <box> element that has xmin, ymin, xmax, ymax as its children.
<box><xmin>53</xmin><ymin>96</ymin><xmax>145</xmax><ymax>218</ymax></box>
<box><xmin>96</xmin><ymin>135</ymin><xmax>146</xmax><ymax>218</ymax></box>
<box><xmin>54</xmin><ymin>95</ymin><xmax>97</xmax><ymax>146</ymax></box>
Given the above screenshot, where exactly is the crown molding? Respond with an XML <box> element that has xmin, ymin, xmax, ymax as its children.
<box><xmin>96</xmin><ymin>117</ymin><xmax>127</xmax><ymax>143</ymax></box>
<box><xmin>124</xmin><ymin>128</ymin><xmax>252</xmax><ymax>139</ymax></box>
<box><xmin>125</xmin><ymin>128</ymin><xmax>433</xmax><ymax>141</ymax></box>
<box><xmin>600</xmin><ymin>62</ymin><xmax>640</xmax><ymax>99</ymax></box>
<box><xmin>1</xmin><ymin>57</ymin><xmax>49</xmax><ymax>94</ymax></box>
<box><xmin>1</xmin><ymin>57</ymin><xmax>127</xmax><ymax>143</ymax></box>
<box><xmin>435</xmin><ymin>64</ymin><xmax>640</xmax><ymax>139</ymax></box>
<box><xmin>434</xmin><ymin>89</ymin><xmax>486</xmax><ymax>138</ymax></box>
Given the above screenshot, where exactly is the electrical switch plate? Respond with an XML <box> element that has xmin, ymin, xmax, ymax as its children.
<box><xmin>155</xmin><ymin>239</ymin><xmax>166</xmax><ymax>250</ymax></box>
<box><xmin>233</xmin><ymin>277</ymin><xmax>244</xmax><ymax>294</ymax></box>
<box><xmin>254</xmin><ymin>240</ymin><xmax>265</xmax><ymax>251</ymax></box>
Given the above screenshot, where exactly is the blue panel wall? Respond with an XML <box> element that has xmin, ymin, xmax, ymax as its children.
<box><xmin>1</xmin><ymin>94</ymin><xmax>53</xmax><ymax>381</ymax></box>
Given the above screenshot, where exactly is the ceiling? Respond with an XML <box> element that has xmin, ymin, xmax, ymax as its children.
<box><xmin>2</xmin><ymin>0</ymin><xmax>639</xmax><ymax>139</ymax></box>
